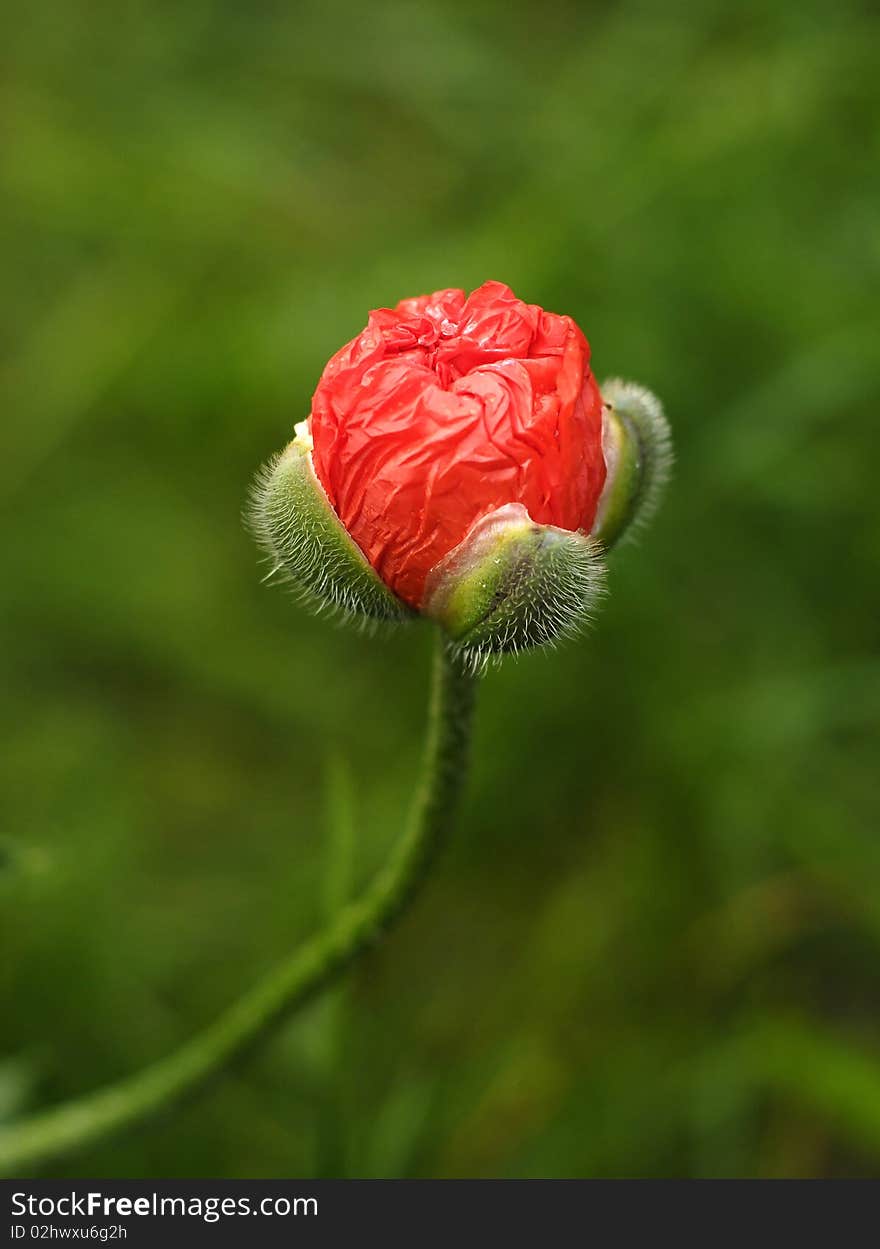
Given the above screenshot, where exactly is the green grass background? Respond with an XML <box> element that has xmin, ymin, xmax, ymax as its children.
<box><xmin>1</xmin><ymin>0</ymin><xmax>878</xmax><ymax>1178</ymax></box>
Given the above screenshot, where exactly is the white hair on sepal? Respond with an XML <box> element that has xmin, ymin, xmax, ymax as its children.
<box><xmin>246</xmin><ymin>445</ymin><xmax>412</xmax><ymax>634</ymax></box>
<box><xmin>446</xmin><ymin>530</ymin><xmax>607</xmax><ymax>674</ymax></box>
<box><xmin>598</xmin><ymin>379</ymin><xmax>673</xmax><ymax>549</ymax></box>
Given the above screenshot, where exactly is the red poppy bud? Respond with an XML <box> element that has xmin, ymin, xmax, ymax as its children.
<box><xmin>309</xmin><ymin>281</ymin><xmax>606</xmax><ymax>610</ymax></box>
<box><xmin>250</xmin><ymin>282</ymin><xmax>670</xmax><ymax>665</ymax></box>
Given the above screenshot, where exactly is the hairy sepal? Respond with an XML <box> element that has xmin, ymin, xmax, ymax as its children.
<box><xmin>249</xmin><ymin>437</ymin><xmax>412</xmax><ymax>625</ymax></box>
<box><xmin>592</xmin><ymin>379</ymin><xmax>672</xmax><ymax>550</ymax></box>
<box><xmin>423</xmin><ymin>504</ymin><xmax>606</xmax><ymax>671</ymax></box>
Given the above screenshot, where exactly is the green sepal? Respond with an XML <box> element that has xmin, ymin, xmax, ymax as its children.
<box><xmin>423</xmin><ymin>504</ymin><xmax>606</xmax><ymax>671</ymax></box>
<box><xmin>249</xmin><ymin>436</ymin><xmax>412</xmax><ymax>625</ymax></box>
<box><xmin>592</xmin><ymin>379</ymin><xmax>672</xmax><ymax>550</ymax></box>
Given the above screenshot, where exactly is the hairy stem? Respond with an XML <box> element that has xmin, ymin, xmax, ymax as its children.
<box><xmin>0</xmin><ymin>632</ymin><xmax>478</xmax><ymax>1175</ymax></box>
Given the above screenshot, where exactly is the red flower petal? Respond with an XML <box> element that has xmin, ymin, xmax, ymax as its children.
<box><xmin>309</xmin><ymin>281</ymin><xmax>606</xmax><ymax>608</ymax></box>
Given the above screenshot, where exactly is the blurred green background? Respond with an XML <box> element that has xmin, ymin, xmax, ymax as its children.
<box><xmin>1</xmin><ymin>0</ymin><xmax>879</xmax><ymax>1179</ymax></box>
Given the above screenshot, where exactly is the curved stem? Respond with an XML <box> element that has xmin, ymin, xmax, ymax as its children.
<box><xmin>0</xmin><ymin>632</ymin><xmax>478</xmax><ymax>1175</ymax></box>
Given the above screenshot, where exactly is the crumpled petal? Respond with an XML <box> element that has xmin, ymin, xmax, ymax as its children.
<box><xmin>309</xmin><ymin>281</ymin><xmax>606</xmax><ymax>608</ymax></box>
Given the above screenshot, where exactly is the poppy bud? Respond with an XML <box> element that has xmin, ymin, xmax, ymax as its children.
<box><xmin>250</xmin><ymin>282</ymin><xmax>669</xmax><ymax>663</ymax></box>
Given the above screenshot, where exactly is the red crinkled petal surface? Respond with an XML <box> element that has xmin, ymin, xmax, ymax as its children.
<box><xmin>309</xmin><ymin>280</ymin><xmax>606</xmax><ymax>608</ymax></box>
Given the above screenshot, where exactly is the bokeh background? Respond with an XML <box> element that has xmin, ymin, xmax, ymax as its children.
<box><xmin>2</xmin><ymin>0</ymin><xmax>879</xmax><ymax>1179</ymax></box>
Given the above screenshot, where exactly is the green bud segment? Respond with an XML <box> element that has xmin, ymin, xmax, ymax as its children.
<box><xmin>249</xmin><ymin>436</ymin><xmax>412</xmax><ymax>624</ymax></box>
<box><xmin>422</xmin><ymin>504</ymin><xmax>606</xmax><ymax>670</ymax></box>
<box><xmin>592</xmin><ymin>379</ymin><xmax>672</xmax><ymax>551</ymax></box>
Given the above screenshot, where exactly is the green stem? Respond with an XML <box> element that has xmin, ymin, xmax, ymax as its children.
<box><xmin>0</xmin><ymin>632</ymin><xmax>478</xmax><ymax>1176</ymax></box>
